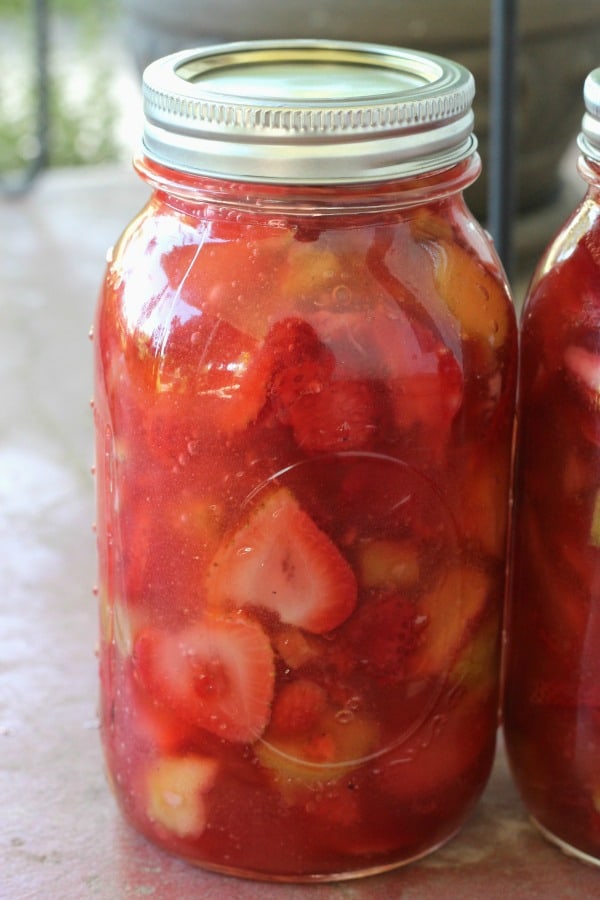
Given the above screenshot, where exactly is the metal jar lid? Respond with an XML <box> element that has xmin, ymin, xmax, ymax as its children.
<box><xmin>579</xmin><ymin>67</ymin><xmax>600</xmax><ymax>164</ymax></box>
<box><xmin>141</xmin><ymin>39</ymin><xmax>477</xmax><ymax>184</ymax></box>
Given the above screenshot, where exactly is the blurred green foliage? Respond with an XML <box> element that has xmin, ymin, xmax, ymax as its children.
<box><xmin>0</xmin><ymin>0</ymin><xmax>92</xmax><ymax>12</ymax></box>
<box><xmin>0</xmin><ymin>0</ymin><xmax>122</xmax><ymax>174</ymax></box>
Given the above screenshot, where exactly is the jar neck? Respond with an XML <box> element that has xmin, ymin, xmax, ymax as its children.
<box><xmin>133</xmin><ymin>153</ymin><xmax>481</xmax><ymax>215</ymax></box>
<box><xmin>577</xmin><ymin>154</ymin><xmax>600</xmax><ymax>190</ymax></box>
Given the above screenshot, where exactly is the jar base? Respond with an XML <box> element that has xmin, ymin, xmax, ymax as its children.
<box><xmin>530</xmin><ymin>817</ymin><xmax>600</xmax><ymax>869</ymax></box>
<box><xmin>148</xmin><ymin>827</ymin><xmax>463</xmax><ymax>884</ymax></box>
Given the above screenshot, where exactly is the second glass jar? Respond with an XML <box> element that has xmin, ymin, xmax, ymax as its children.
<box><xmin>503</xmin><ymin>67</ymin><xmax>600</xmax><ymax>865</ymax></box>
<box><xmin>93</xmin><ymin>40</ymin><xmax>517</xmax><ymax>881</ymax></box>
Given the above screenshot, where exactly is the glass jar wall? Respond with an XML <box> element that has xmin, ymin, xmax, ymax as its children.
<box><xmin>503</xmin><ymin>68</ymin><xmax>600</xmax><ymax>865</ymax></box>
<box><xmin>92</xmin><ymin>41</ymin><xmax>517</xmax><ymax>881</ymax></box>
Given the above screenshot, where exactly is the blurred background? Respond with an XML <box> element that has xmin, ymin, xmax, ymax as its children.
<box><xmin>1</xmin><ymin>0</ymin><xmax>600</xmax><ymax>273</ymax></box>
<box><xmin>1</xmin><ymin>8</ymin><xmax>600</xmax><ymax>895</ymax></box>
<box><xmin>0</xmin><ymin>0</ymin><xmax>139</xmax><ymax>173</ymax></box>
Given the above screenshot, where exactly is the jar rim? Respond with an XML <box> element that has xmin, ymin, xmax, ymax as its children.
<box><xmin>141</xmin><ymin>39</ymin><xmax>477</xmax><ymax>184</ymax></box>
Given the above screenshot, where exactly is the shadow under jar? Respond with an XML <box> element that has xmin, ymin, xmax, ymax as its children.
<box><xmin>92</xmin><ymin>40</ymin><xmax>517</xmax><ymax>882</ymax></box>
<box><xmin>503</xmin><ymin>68</ymin><xmax>600</xmax><ymax>866</ymax></box>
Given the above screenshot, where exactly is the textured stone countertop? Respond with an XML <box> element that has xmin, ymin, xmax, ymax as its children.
<box><xmin>2</xmin><ymin>165</ymin><xmax>599</xmax><ymax>899</ymax></box>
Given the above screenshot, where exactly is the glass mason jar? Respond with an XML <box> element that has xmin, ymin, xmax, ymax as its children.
<box><xmin>503</xmin><ymin>69</ymin><xmax>600</xmax><ymax>864</ymax></box>
<box><xmin>93</xmin><ymin>40</ymin><xmax>517</xmax><ymax>881</ymax></box>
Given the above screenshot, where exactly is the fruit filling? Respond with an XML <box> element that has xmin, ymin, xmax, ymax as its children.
<box><xmin>95</xmin><ymin>193</ymin><xmax>515</xmax><ymax>877</ymax></box>
<box><xmin>504</xmin><ymin>217</ymin><xmax>600</xmax><ymax>861</ymax></box>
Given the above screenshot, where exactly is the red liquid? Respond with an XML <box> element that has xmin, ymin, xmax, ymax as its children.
<box><xmin>504</xmin><ymin>193</ymin><xmax>600</xmax><ymax>861</ymax></box>
<box><xmin>94</xmin><ymin>170</ymin><xmax>516</xmax><ymax>879</ymax></box>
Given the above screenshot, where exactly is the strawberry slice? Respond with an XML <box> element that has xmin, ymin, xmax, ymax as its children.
<box><xmin>388</xmin><ymin>343</ymin><xmax>463</xmax><ymax>443</ymax></box>
<box><xmin>132</xmin><ymin>614</ymin><xmax>275</xmax><ymax>743</ymax></box>
<box><xmin>263</xmin><ymin>316</ymin><xmax>335</xmax><ymax>410</ymax></box>
<box><xmin>160</xmin><ymin>226</ymin><xmax>294</xmax><ymax>339</ymax></box>
<box><xmin>308</xmin><ymin>306</ymin><xmax>462</xmax><ymax>451</ymax></box>
<box><xmin>341</xmin><ymin>590</ymin><xmax>428</xmax><ymax>682</ymax></box>
<box><xmin>206</xmin><ymin>487</ymin><xmax>358</xmax><ymax>634</ymax></box>
<box><xmin>286</xmin><ymin>380</ymin><xmax>378</xmax><ymax>453</ymax></box>
<box><xmin>269</xmin><ymin>679</ymin><xmax>329</xmax><ymax>738</ymax></box>
<box><xmin>139</xmin><ymin>313</ymin><xmax>272</xmax><ymax>451</ymax></box>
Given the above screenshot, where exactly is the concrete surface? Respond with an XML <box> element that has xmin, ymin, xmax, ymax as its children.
<box><xmin>1</xmin><ymin>164</ymin><xmax>599</xmax><ymax>899</ymax></box>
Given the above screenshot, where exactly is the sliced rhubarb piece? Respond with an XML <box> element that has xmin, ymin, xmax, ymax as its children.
<box><xmin>591</xmin><ymin>490</ymin><xmax>600</xmax><ymax>547</ymax></box>
<box><xmin>280</xmin><ymin>241</ymin><xmax>344</xmax><ymax>306</ymax></box>
<box><xmin>410</xmin><ymin>565</ymin><xmax>491</xmax><ymax>678</ymax></box>
<box><xmin>206</xmin><ymin>487</ymin><xmax>358</xmax><ymax>634</ymax></box>
<box><xmin>424</xmin><ymin>238</ymin><xmax>512</xmax><ymax>352</ymax></box>
<box><xmin>256</xmin><ymin>706</ymin><xmax>379</xmax><ymax>801</ymax></box>
<box><xmin>146</xmin><ymin>754</ymin><xmax>219</xmax><ymax>838</ymax></box>
<box><xmin>409</xmin><ymin>205</ymin><xmax>455</xmax><ymax>243</ymax></box>
<box><xmin>357</xmin><ymin>538</ymin><xmax>421</xmax><ymax>591</ymax></box>
<box><xmin>448</xmin><ymin>610</ymin><xmax>501</xmax><ymax>700</ymax></box>
<box><xmin>133</xmin><ymin>614</ymin><xmax>275</xmax><ymax>743</ymax></box>
<box><xmin>272</xmin><ymin>626</ymin><xmax>320</xmax><ymax>670</ymax></box>
<box><xmin>455</xmin><ymin>450</ymin><xmax>511</xmax><ymax>559</ymax></box>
